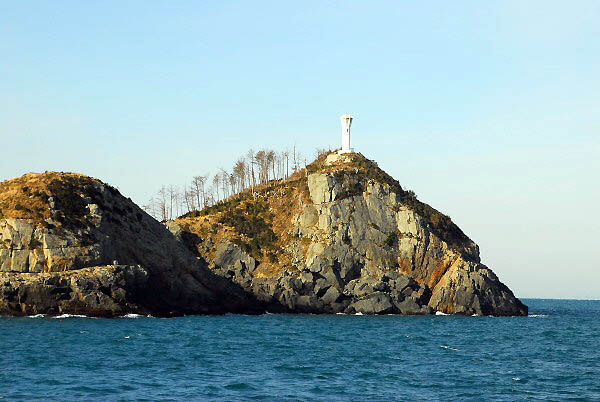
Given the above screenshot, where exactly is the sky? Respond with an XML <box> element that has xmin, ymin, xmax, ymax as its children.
<box><xmin>1</xmin><ymin>1</ymin><xmax>599</xmax><ymax>299</ymax></box>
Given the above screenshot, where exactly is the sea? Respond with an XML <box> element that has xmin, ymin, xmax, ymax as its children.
<box><xmin>1</xmin><ymin>299</ymin><xmax>599</xmax><ymax>401</ymax></box>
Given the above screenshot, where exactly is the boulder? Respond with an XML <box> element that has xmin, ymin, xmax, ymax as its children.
<box><xmin>321</xmin><ymin>286</ymin><xmax>341</xmax><ymax>305</ymax></box>
<box><xmin>349</xmin><ymin>292</ymin><xmax>394</xmax><ymax>315</ymax></box>
<box><xmin>214</xmin><ymin>241</ymin><xmax>256</xmax><ymax>273</ymax></box>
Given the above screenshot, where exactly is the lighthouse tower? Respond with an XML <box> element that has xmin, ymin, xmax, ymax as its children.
<box><xmin>338</xmin><ymin>113</ymin><xmax>354</xmax><ymax>154</ymax></box>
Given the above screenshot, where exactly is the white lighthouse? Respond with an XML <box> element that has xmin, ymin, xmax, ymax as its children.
<box><xmin>338</xmin><ymin>113</ymin><xmax>354</xmax><ymax>154</ymax></box>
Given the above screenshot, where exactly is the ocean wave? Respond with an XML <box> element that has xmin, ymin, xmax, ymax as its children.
<box><xmin>528</xmin><ymin>314</ymin><xmax>548</xmax><ymax>318</ymax></box>
<box><xmin>27</xmin><ymin>314</ymin><xmax>46</xmax><ymax>318</ymax></box>
<box><xmin>440</xmin><ymin>345</ymin><xmax>460</xmax><ymax>351</ymax></box>
<box><xmin>52</xmin><ymin>314</ymin><xmax>93</xmax><ymax>319</ymax></box>
<box><xmin>122</xmin><ymin>313</ymin><xmax>143</xmax><ymax>318</ymax></box>
<box><xmin>121</xmin><ymin>313</ymin><xmax>154</xmax><ymax>318</ymax></box>
<box><xmin>435</xmin><ymin>311</ymin><xmax>449</xmax><ymax>316</ymax></box>
<box><xmin>354</xmin><ymin>312</ymin><xmax>364</xmax><ymax>316</ymax></box>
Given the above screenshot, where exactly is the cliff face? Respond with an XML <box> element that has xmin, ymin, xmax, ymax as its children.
<box><xmin>176</xmin><ymin>152</ymin><xmax>527</xmax><ymax>316</ymax></box>
<box><xmin>0</xmin><ymin>173</ymin><xmax>259</xmax><ymax>316</ymax></box>
<box><xmin>300</xmin><ymin>157</ymin><xmax>525</xmax><ymax>315</ymax></box>
<box><xmin>0</xmin><ymin>154</ymin><xmax>527</xmax><ymax>317</ymax></box>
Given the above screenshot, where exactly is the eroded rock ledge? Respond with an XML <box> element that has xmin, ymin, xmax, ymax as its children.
<box><xmin>0</xmin><ymin>265</ymin><xmax>149</xmax><ymax>317</ymax></box>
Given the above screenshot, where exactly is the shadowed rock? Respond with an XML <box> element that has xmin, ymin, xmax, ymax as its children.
<box><xmin>0</xmin><ymin>172</ymin><xmax>262</xmax><ymax>317</ymax></box>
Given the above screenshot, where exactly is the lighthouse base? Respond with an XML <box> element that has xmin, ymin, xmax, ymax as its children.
<box><xmin>338</xmin><ymin>148</ymin><xmax>354</xmax><ymax>155</ymax></box>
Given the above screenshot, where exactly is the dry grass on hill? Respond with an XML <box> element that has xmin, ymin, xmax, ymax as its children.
<box><xmin>175</xmin><ymin>152</ymin><xmax>397</xmax><ymax>274</ymax></box>
<box><xmin>176</xmin><ymin>173</ymin><xmax>309</xmax><ymax>276</ymax></box>
<box><xmin>0</xmin><ymin>172</ymin><xmax>104</xmax><ymax>228</ymax></box>
<box><xmin>177</xmin><ymin>151</ymin><xmax>475</xmax><ymax>271</ymax></box>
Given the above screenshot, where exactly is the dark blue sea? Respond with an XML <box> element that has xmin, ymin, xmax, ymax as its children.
<box><xmin>1</xmin><ymin>299</ymin><xmax>599</xmax><ymax>401</ymax></box>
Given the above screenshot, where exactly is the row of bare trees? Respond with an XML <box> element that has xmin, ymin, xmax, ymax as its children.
<box><xmin>144</xmin><ymin>146</ymin><xmax>312</xmax><ymax>221</ymax></box>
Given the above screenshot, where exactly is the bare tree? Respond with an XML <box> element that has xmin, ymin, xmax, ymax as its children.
<box><xmin>212</xmin><ymin>173</ymin><xmax>220</xmax><ymax>202</ymax></box>
<box><xmin>255</xmin><ymin>150</ymin><xmax>266</xmax><ymax>184</ymax></box>
<box><xmin>315</xmin><ymin>148</ymin><xmax>329</xmax><ymax>159</ymax></box>
<box><xmin>192</xmin><ymin>175</ymin><xmax>207</xmax><ymax>210</ymax></box>
<box><xmin>142</xmin><ymin>198</ymin><xmax>156</xmax><ymax>220</ymax></box>
<box><xmin>157</xmin><ymin>186</ymin><xmax>168</xmax><ymax>222</ymax></box>
<box><xmin>206</xmin><ymin>184</ymin><xmax>216</xmax><ymax>206</ymax></box>
<box><xmin>183</xmin><ymin>187</ymin><xmax>194</xmax><ymax>213</ymax></box>
<box><xmin>233</xmin><ymin>159</ymin><xmax>246</xmax><ymax>192</ymax></box>
<box><xmin>279</xmin><ymin>150</ymin><xmax>286</xmax><ymax>180</ymax></box>
<box><xmin>247</xmin><ymin>149</ymin><xmax>256</xmax><ymax>192</ymax></box>
<box><xmin>229</xmin><ymin>173</ymin><xmax>236</xmax><ymax>196</ymax></box>
<box><xmin>167</xmin><ymin>185</ymin><xmax>179</xmax><ymax>220</ymax></box>
<box><xmin>292</xmin><ymin>146</ymin><xmax>297</xmax><ymax>174</ymax></box>
<box><xmin>267</xmin><ymin>150</ymin><xmax>275</xmax><ymax>182</ymax></box>
<box><xmin>218</xmin><ymin>168</ymin><xmax>229</xmax><ymax>199</ymax></box>
<box><xmin>144</xmin><ymin>145</ymin><xmax>331</xmax><ymax>221</ymax></box>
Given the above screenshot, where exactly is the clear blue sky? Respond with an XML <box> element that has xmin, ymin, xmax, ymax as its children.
<box><xmin>1</xmin><ymin>1</ymin><xmax>599</xmax><ymax>299</ymax></box>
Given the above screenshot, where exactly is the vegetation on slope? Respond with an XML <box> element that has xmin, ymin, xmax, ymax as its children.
<box><xmin>177</xmin><ymin>151</ymin><xmax>475</xmax><ymax>268</ymax></box>
<box><xmin>0</xmin><ymin>172</ymin><xmax>117</xmax><ymax>231</ymax></box>
<box><xmin>1</xmin><ymin>151</ymin><xmax>473</xmax><ymax>264</ymax></box>
<box><xmin>146</xmin><ymin>146</ymin><xmax>309</xmax><ymax>221</ymax></box>
<box><xmin>175</xmin><ymin>178</ymin><xmax>306</xmax><ymax>278</ymax></box>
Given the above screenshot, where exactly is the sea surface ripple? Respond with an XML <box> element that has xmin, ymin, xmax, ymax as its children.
<box><xmin>1</xmin><ymin>299</ymin><xmax>599</xmax><ymax>401</ymax></box>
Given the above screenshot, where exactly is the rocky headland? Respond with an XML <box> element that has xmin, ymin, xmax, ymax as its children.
<box><xmin>174</xmin><ymin>152</ymin><xmax>527</xmax><ymax>316</ymax></box>
<box><xmin>0</xmin><ymin>153</ymin><xmax>527</xmax><ymax>317</ymax></box>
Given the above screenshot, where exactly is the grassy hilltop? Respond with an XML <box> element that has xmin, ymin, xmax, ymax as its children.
<box><xmin>175</xmin><ymin>151</ymin><xmax>474</xmax><ymax>276</ymax></box>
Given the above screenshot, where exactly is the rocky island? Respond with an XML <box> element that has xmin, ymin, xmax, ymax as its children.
<box><xmin>0</xmin><ymin>172</ymin><xmax>260</xmax><ymax>316</ymax></box>
<box><xmin>0</xmin><ymin>152</ymin><xmax>527</xmax><ymax>317</ymax></box>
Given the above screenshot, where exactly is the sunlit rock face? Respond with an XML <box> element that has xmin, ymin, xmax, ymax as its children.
<box><xmin>0</xmin><ymin>153</ymin><xmax>527</xmax><ymax>317</ymax></box>
<box><xmin>175</xmin><ymin>152</ymin><xmax>527</xmax><ymax>316</ymax></box>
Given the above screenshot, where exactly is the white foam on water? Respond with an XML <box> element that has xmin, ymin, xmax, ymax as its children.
<box><xmin>27</xmin><ymin>314</ymin><xmax>45</xmax><ymax>318</ymax></box>
<box><xmin>512</xmin><ymin>377</ymin><xmax>522</xmax><ymax>381</ymax></box>
<box><xmin>528</xmin><ymin>314</ymin><xmax>548</xmax><ymax>318</ymax></box>
<box><xmin>124</xmin><ymin>336</ymin><xmax>130</xmax><ymax>339</ymax></box>
<box><xmin>354</xmin><ymin>312</ymin><xmax>364</xmax><ymax>316</ymax></box>
<box><xmin>122</xmin><ymin>313</ymin><xmax>143</xmax><ymax>318</ymax></box>
<box><xmin>52</xmin><ymin>314</ymin><xmax>90</xmax><ymax>319</ymax></box>
<box><xmin>335</xmin><ymin>312</ymin><xmax>346</xmax><ymax>315</ymax></box>
<box><xmin>435</xmin><ymin>311</ymin><xmax>449</xmax><ymax>316</ymax></box>
<box><xmin>440</xmin><ymin>345</ymin><xmax>460</xmax><ymax>351</ymax></box>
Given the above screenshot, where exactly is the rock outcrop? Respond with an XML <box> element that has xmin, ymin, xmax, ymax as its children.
<box><xmin>0</xmin><ymin>172</ymin><xmax>260</xmax><ymax>316</ymax></box>
<box><xmin>175</xmin><ymin>152</ymin><xmax>527</xmax><ymax>316</ymax></box>
<box><xmin>0</xmin><ymin>151</ymin><xmax>528</xmax><ymax>317</ymax></box>
<box><xmin>0</xmin><ymin>264</ymin><xmax>150</xmax><ymax>317</ymax></box>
